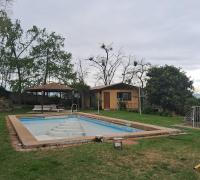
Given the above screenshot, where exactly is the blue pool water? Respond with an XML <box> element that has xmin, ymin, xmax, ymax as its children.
<box><xmin>20</xmin><ymin>115</ymin><xmax>143</xmax><ymax>141</ymax></box>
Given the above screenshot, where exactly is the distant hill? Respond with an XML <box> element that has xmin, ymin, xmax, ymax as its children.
<box><xmin>194</xmin><ymin>93</ymin><xmax>200</xmax><ymax>99</ymax></box>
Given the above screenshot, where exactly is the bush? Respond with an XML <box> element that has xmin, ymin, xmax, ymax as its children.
<box><xmin>143</xmin><ymin>105</ymin><xmax>154</xmax><ymax>114</ymax></box>
<box><xmin>142</xmin><ymin>100</ymin><xmax>173</xmax><ymax>116</ymax></box>
<box><xmin>159</xmin><ymin>111</ymin><xmax>172</xmax><ymax>117</ymax></box>
<box><xmin>0</xmin><ymin>86</ymin><xmax>9</xmax><ymax>97</ymax></box>
<box><xmin>142</xmin><ymin>100</ymin><xmax>155</xmax><ymax>114</ymax></box>
<box><xmin>117</xmin><ymin>101</ymin><xmax>126</xmax><ymax>110</ymax></box>
<box><xmin>183</xmin><ymin>96</ymin><xmax>200</xmax><ymax>115</ymax></box>
<box><xmin>127</xmin><ymin>109</ymin><xmax>138</xmax><ymax>113</ymax></box>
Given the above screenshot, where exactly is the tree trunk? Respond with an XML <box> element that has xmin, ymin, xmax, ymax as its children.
<box><xmin>16</xmin><ymin>62</ymin><xmax>22</xmax><ymax>105</ymax></box>
<box><xmin>43</xmin><ymin>50</ymin><xmax>49</xmax><ymax>85</ymax></box>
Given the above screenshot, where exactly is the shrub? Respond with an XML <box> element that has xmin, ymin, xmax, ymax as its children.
<box><xmin>0</xmin><ymin>86</ymin><xmax>9</xmax><ymax>97</ymax></box>
<box><xmin>117</xmin><ymin>101</ymin><xmax>126</xmax><ymax>110</ymax></box>
<box><xmin>159</xmin><ymin>111</ymin><xmax>172</xmax><ymax>117</ymax></box>
<box><xmin>142</xmin><ymin>100</ymin><xmax>156</xmax><ymax>114</ymax></box>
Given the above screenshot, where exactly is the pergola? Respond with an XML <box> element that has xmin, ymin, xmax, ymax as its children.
<box><xmin>25</xmin><ymin>82</ymin><xmax>73</xmax><ymax>112</ymax></box>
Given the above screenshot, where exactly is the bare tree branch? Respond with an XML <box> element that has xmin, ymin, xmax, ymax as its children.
<box><xmin>87</xmin><ymin>43</ymin><xmax>123</xmax><ymax>85</ymax></box>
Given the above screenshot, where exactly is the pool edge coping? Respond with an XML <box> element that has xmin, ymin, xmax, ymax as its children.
<box><xmin>7</xmin><ymin>112</ymin><xmax>181</xmax><ymax>149</ymax></box>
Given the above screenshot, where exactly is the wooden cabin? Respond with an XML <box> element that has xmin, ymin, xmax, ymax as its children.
<box><xmin>89</xmin><ymin>83</ymin><xmax>139</xmax><ymax>110</ymax></box>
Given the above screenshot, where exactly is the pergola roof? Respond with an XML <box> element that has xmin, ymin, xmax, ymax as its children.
<box><xmin>25</xmin><ymin>82</ymin><xmax>73</xmax><ymax>92</ymax></box>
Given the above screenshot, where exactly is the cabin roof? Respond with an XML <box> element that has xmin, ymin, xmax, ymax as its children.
<box><xmin>90</xmin><ymin>82</ymin><xmax>138</xmax><ymax>91</ymax></box>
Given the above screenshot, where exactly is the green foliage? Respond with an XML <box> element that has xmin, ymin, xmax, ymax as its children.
<box><xmin>71</xmin><ymin>81</ymin><xmax>90</xmax><ymax>92</ymax></box>
<box><xmin>158</xmin><ymin>111</ymin><xmax>172</xmax><ymax>117</ymax></box>
<box><xmin>0</xmin><ymin>11</ymin><xmax>40</xmax><ymax>93</ymax></box>
<box><xmin>0</xmin><ymin>11</ymin><xmax>13</xmax><ymax>87</ymax></box>
<box><xmin>0</xmin><ymin>11</ymin><xmax>76</xmax><ymax>95</ymax></box>
<box><xmin>142</xmin><ymin>99</ymin><xmax>172</xmax><ymax>116</ymax></box>
<box><xmin>0</xmin><ymin>86</ymin><xmax>9</xmax><ymax>97</ymax></box>
<box><xmin>184</xmin><ymin>96</ymin><xmax>200</xmax><ymax>114</ymax></box>
<box><xmin>31</xmin><ymin>29</ymin><xmax>76</xmax><ymax>85</ymax></box>
<box><xmin>142</xmin><ymin>100</ymin><xmax>154</xmax><ymax>114</ymax></box>
<box><xmin>146</xmin><ymin>65</ymin><xmax>193</xmax><ymax>115</ymax></box>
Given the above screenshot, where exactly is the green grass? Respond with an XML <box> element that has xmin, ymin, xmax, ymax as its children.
<box><xmin>1</xmin><ymin>109</ymin><xmax>200</xmax><ymax>180</ymax></box>
<box><xmin>84</xmin><ymin>110</ymin><xmax>184</xmax><ymax>127</ymax></box>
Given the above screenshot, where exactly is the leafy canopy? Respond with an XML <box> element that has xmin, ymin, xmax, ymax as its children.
<box><xmin>0</xmin><ymin>11</ymin><xmax>76</xmax><ymax>94</ymax></box>
<box><xmin>146</xmin><ymin>65</ymin><xmax>193</xmax><ymax>114</ymax></box>
<box><xmin>31</xmin><ymin>29</ymin><xmax>76</xmax><ymax>85</ymax></box>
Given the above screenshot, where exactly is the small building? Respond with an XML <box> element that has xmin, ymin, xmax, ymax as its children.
<box><xmin>89</xmin><ymin>82</ymin><xmax>139</xmax><ymax>110</ymax></box>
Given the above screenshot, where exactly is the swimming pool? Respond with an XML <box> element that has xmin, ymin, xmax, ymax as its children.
<box><xmin>8</xmin><ymin>112</ymin><xmax>180</xmax><ymax>149</ymax></box>
<box><xmin>20</xmin><ymin>115</ymin><xmax>143</xmax><ymax>141</ymax></box>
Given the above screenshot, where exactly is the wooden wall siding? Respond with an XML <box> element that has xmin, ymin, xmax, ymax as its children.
<box><xmin>101</xmin><ymin>88</ymin><xmax>139</xmax><ymax>110</ymax></box>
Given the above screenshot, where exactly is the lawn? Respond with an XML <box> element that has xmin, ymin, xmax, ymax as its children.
<box><xmin>1</xmin><ymin>109</ymin><xmax>200</xmax><ymax>180</ymax></box>
<box><xmin>84</xmin><ymin>110</ymin><xmax>184</xmax><ymax>127</ymax></box>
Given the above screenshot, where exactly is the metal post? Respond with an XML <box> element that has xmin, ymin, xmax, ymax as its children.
<box><xmin>197</xmin><ymin>107</ymin><xmax>198</xmax><ymax>127</ymax></box>
<box><xmin>196</xmin><ymin>106</ymin><xmax>199</xmax><ymax>127</ymax></box>
<box><xmin>36</xmin><ymin>92</ymin><xmax>38</xmax><ymax>104</ymax></box>
<box><xmin>41</xmin><ymin>91</ymin><xmax>44</xmax><ymax>114</ymax></box>
<box><xmin>192</xmin><ymin>106</ymin><xmax>195</xmax><ymax>128</ymax></box>
<box><xmin>139</xmin><ymin>86</ymin><xmax>141</xmax><ymax>115</ymax></box>
<box><xmin>60</xmin><ymin>92</ymin><xmax>62</xmax><ymax>105</ymax></box>
<box><xmin>72</xmin><ymin>90</ymin><xmax>74</xmax><ymax>108</ymax></box>
<box><xmin>97</xmin><ymin>92</ymin><xmax>100</xmax><ymax>114</ymax></box>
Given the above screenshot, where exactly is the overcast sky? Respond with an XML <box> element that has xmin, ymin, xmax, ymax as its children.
<box><xmin>11</xmin><ymin>0</ymin><xmax>200</xmax><ymax>90</ymax></box>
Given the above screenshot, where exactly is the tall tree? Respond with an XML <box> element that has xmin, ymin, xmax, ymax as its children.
<box><xmin>0</xmin><ymin>11</ymin><xmax>12</xmax><ymax>88</ymax></box>
<box><xmin>146</xmin><ymin>65</ymin><xmax>193</xmax><ymax>114</ymax></box>
<box><xmin>88</xmin><ymin>43</ymin><xmax>123</xmax><ymax>85</ymax></box>
<box><xmin>121</xmin><ymin>55</ymin><xmax>133</xmax><ymax>84</ymax></box>
<box><xmin>134</xmin><ymin>59</ymin><xmax>151</xmax><ymax>89</ymax></box>
<box><xmin>31</xmin><ymin>29</ymin><xmax>76</xmax><ymax>85</ymax></box>
<box><xmin>76</xmin><ymin>59</ymin><xmax>88</xmax><ymax>84</ymax></box>
<box><xmin>121</xmin><ymin>57</ymin><xmax>150</xmax><ymax>112</ymax></box>
<box><xmin>0</xmin><ymin>11</ymin><xmax>39</xmax><ymax>93</ymax></box>
<box><xmin>71</xmin><ymin>59</ymin><xmax>89</xmax><ymax>109</ymax></box>
<box><xmin>6</xmin><ymin>21</ymin><xmax>39</xmax><ymax>93</ymax></box>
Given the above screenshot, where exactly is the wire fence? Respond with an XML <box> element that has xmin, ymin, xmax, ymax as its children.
<box><xmin>185</xmin><ymin>106</ymin><xmax>200</xmax><ymax>127</ymax></box>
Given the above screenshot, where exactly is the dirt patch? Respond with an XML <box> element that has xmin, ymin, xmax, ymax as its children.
<box><xmin>6</xmin><ymin>118</ymin><xmax>24</xmax><ymax>151</ymax></box>
<box><xmin>123</xmin><ymin>139</ymin><xmax>139</xmax><ymax>145</ymax></box>
<box><xmin>144</xmin><ymin>151</ymin><xmax>163</xmax><ymax>162</ymax></box>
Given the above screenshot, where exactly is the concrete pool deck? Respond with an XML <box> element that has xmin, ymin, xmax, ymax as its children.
<box><xmin>7</xmin><ymin>112</ymin><xmax>181</xmax><ymax>149</ymax></box>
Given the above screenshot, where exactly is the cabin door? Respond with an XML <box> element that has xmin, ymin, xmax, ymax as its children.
<box><xmin>104</xmin><ymin>92</ymin><xmax>110</xmax><ymax>109</ymax></box>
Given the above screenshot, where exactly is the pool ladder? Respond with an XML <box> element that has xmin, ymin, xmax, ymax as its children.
<box><xmin>71</xmin><ymin>104</ymin><xmax>78</xmax><ymax>114</ymax></box>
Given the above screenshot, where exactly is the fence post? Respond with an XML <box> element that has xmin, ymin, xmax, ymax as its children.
<box><xmin>192</xmin><ymin>106</ymin><xmax>195</xmax><ymax>128</ymax></box>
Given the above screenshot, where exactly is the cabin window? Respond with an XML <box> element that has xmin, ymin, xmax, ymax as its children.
<box><xmin>117</xmin><ymin>92</ymin><xmax>131</xmax><ymax>101</ymax></box>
